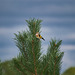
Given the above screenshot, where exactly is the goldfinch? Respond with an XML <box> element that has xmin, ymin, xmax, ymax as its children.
<box><xmin>36</xmin><ymin>32</ymin><xmax>45</xmax><ymax>41</ymax></box>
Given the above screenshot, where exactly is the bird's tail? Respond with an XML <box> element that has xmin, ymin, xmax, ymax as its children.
<box><xmin>42</xmin><ymin>37</ymin><xmax>45</xmax><ymax>41</ymax></box>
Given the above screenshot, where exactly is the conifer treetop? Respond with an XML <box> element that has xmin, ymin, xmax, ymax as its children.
<box><xmin>12</xmin><ymin>18</ymin><xmax>64</xmax><ymax>75</ymax></box>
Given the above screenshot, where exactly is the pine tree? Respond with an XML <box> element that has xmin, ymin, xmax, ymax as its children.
<box><xmin>12</xmin><ymin>18</ymin><xmax>64</xmax><ymax>75</ymax></box>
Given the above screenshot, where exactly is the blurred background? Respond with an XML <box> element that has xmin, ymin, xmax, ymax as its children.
<box><xmin>0</xmin><ymin>0</ymin><xmax>75</xmax><ymax>74</ymax></box>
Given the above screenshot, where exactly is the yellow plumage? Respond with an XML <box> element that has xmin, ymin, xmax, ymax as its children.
<box><xmin>36</xmin><ymin>32</ymin><xmax>45</xmax><ymax>41</ymax></box>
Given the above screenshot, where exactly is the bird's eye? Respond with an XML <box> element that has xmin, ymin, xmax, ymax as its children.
<box><xmin>39</xmin><ymin>35</ymin><xmax>40</xmax><ymax>37</ymax></box>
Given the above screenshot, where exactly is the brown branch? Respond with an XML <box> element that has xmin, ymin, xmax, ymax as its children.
<box><xmin>41</xmin><ymin>56</ymin><xmax>51</xmax><ymax>75</ymax></box>
<box><xmin>32</xmin><ymin>40</ymin><xmax>37</xmax><ymax>75</ymax></box>
<box><xmin>22</xmin><ymin>42</ymin><xmax>28</xmax><ymax>61</ymax></box>
<box><xmin>41</xmin><ymin>64</ymin><xmax>48</xmax><ymax>75</ymax></box>
<box><xmin>53</xmin><ymin>56</ymin><xmax>58</xmax><ymax>75</ymax></box>
<box><xmin>15</xmin><ymin>66</ymin><xmax>25</xmax><ymax>75</ymax></box>
<box><xmin>33</xmin><ymin>22</ymin><xmax>36</xmax><ymax>34</ymax></box>
<box><xmin>19</xmin><ymin>61</ymin><xmax>34</xmax><ymax>75</ymax></box>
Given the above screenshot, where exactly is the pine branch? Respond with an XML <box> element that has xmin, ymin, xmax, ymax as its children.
<box><xmin>41</xmin><ymin>56</ymin><xmax>51</xmax><ymax>75</ymax></box>
<box><xmin>32</xmin><ymin>40</ymin><xmax>37</xmax><ymax>75</ymax></box>
<box><xmin>53</xmin><ymin>56</ymin><xmax>58</xmax><ymax>75</ymax></box>
<box><xmin>22</xmin><ymin>42</ymin><xmax>28</xmax><ymax>61</ymax></box>
<box><xmin>41</xmin><ymin>63</ymin><xmax>48</xmax><ymax>75</ymax></box>
<box><xmin>33</xmin><ymin>22</ymin><xmax>35</xmax><ymax>34</ymax></box>
<box><xmin>19</xmin><ymin>61</ymin><xmax>34</xmax><ymax>75</ymax></box>
<box><xmin>14</xmin><ymin>65</ymin><xmax>25</xmax><ymax>75</ymax></box>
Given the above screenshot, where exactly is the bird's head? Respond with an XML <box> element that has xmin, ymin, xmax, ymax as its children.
<box><xmin>36</xmin><ymin>32</ymin><xmax>39</xmax><ymax>37</ymax></box>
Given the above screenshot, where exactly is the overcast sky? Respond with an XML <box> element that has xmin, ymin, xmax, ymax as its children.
<box><xmin>0</xmin><ymin>0</ymin><xmax>75</xmax><ymax>73</ymax></box>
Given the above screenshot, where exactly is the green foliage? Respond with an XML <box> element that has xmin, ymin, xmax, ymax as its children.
<box><xmin>2</xmin><ymin>60</ymin><xmax>14</xmax><ymax>75</ymax></box>
<box><xmin>0</xmin><ymin>60</ymin><xmax>21</xmax><ymax>75</ymax></box>
<box><xmin>12</xmin><ymin>18</ymin><xmax>64</xmax><ymax>75</ymax></box>
<box><xmin>0</xmin><ymin>60</ymin><xmax>2</xmax><ymax>75</ymax></box>
<box><xmin>39</xmin><ymin>39</ymin><xmax>64</xmax><ymax>75</ymax></box>
<box><xmin>62</xmin><ymin>67</ymin><xmax>75</xmax><ymax>75</ymax></box>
